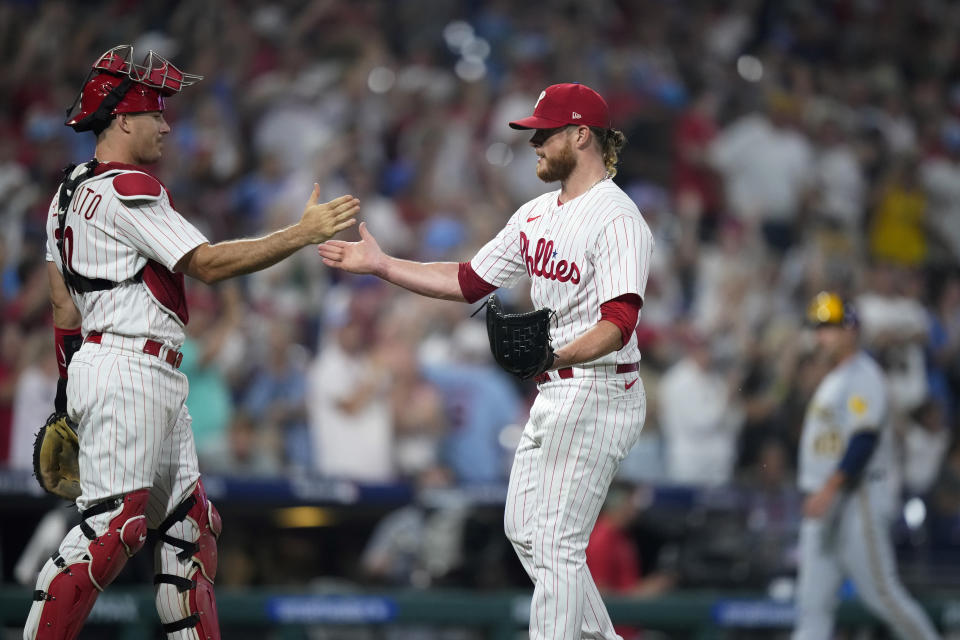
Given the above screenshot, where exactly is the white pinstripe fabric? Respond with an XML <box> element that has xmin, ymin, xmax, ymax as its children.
<box><xmin>67</xmin><ymin>339</ymin><xmax>200</xmax><ymax>513</ymax></box>
<box><xmin>44</xmin><ymin>168</ymin><xmax>208</xmax><ymax>347</ymax></box>
<box><xmin>470</xmin><ymin>180</ymin><xmax>654</xmax><ymax>367</ymax></box>
<box><xmin>504</xmin><ymin>374</ymin><xmax>646</xmax><ymax>640</ymax></box>
<box><xmin>474</xmin><ymin>179</ymin><xmax>653</xmax><ymax>638</ymax></box>
<box><xmin>31</xmin><ymin>164</ymin><xmax>208</xmax><ymax>639</ymax></box>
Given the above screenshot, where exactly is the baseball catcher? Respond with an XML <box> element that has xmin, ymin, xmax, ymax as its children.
<box><xmin>25</xmin><ymin>42</ymin><xmax>359</xmax><ymax>640</ymax></box>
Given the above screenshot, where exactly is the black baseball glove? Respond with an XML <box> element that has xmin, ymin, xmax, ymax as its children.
<box><xmin>33</xmin><ymin>413</ymin><xmax>82</xmax><ymax>501</ymax></box>
<box><xmin>483</xmin><ymin>293</ymin><xmax>555</xmax><ymax>380</ymax></box>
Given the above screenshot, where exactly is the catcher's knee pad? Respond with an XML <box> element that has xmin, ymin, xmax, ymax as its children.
<box><xmin>24</xmin><ymin>490</ymin><xmax>150</xmax><ymax>640</ymax></box>
<box><xmin>152</xmin><ymin>480</ymin><xmax>222</xmax><ymax>639</ymax></box>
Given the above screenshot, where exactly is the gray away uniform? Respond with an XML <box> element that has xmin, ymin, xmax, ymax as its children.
<box><xmin>793</xmin><ymin>351</ymin><xmax>940</xmax><ymax>640</ymax></box>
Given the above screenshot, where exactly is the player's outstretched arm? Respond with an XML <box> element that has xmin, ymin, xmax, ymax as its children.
<box><xmin>318</xmin><ymin>222</ymin><xmax>466</xmax><ymax>302</ymax></box>
<box><xmin>177</xmin><ymin>185</ymin><xmax>359</xmax><ymax>284</ymax></box>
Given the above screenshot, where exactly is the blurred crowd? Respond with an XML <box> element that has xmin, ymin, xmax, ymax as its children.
<box><xmin>3</xmin><ymin>0</ymin><xmax>960</xmax><ymax>584</ymax></box>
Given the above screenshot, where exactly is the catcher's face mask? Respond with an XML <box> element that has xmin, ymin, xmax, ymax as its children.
<box><xmin>65</xmin><ymin>45</ymin><xmax>203</xmax><ymax>133</ymax></box>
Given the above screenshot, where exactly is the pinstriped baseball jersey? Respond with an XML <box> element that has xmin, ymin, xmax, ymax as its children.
<box><xmin>470</xmin><ymin>179</ymin><xmax>653</xmax><ymax>366</ymax></box>
<box><xmin>481</xmin><ymin>176</ymin><xmax>652</xmax><ymax>640</ymax></box>
<box><xmin>42</xmin><ymin>159</ymin><xmax>208</xmax><ymax>511</ymax></box>
<box><xmin>44</xmin><ymin>163</ymin><xmax>208</xmax><ymax>347</ymax></box>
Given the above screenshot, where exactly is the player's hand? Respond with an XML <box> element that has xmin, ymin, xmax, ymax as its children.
<box><xmin>803</xmin><ymin>486</ymin><xmax>836</xmax><ymax>519</ymax></box>
<box><xmin>299</xmin><ymin>184</ymin><xmax>359</xmax><ymax>244</ymax></box>
<box><xmin>317</xmin><ymin>222</ymin><xmax>386</xmax><ymax>276</ymax></box>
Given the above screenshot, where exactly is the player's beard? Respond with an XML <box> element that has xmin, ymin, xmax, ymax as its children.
<box><xmin>536</xmin><ymin>141</ymin><xmax>577</xmax><ymax>183</ymax></box>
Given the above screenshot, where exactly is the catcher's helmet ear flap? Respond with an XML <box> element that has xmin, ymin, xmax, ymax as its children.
<box><xmin>65</xmin><ymin>44</ymin><xmax>202</xmax><ymax>133</ymax></box>
<box><xmin>807</xmin><ymin>291</ymin><xmax>858</xmax><ymax>328</ymax></box>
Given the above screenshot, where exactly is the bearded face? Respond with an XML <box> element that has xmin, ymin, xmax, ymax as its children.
<box><xmin>536</xmin><ymin>137</ymin><xmax>577</xmax><ymax>183</ymax></box>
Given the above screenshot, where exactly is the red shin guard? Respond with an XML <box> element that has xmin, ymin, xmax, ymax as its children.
<box><xmin>154</xmin><ymin>480</ymin><xmax>222</xmax><ymax>639</ymax></box>
<box><xmin>29</xmin><ymin>490</ymin><xmax>149</xmax><ymax>639</ymax></box>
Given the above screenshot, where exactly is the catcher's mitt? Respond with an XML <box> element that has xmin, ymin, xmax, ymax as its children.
<box><xmin>33</xmin><ymin>413</ymin><xmax>81</xmax><ymax>500</ymax></box>
<box><xmin>483</xmin><ymin>293</ymin><xmax>555</xmax><ymax>380</ymax></box>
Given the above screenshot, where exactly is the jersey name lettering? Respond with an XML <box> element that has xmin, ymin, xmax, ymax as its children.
<box><xmin>519</xmin><ymin>231</ymin><xmax>581</xmax><ymax>284</ymax></box>
<box><xmin>72</xmin><ymin>186</ymin><xmax>102</xmax><ymax>220</ymax></box>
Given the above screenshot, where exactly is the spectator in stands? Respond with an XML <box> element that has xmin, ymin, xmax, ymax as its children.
<box><xmin>587</xmin><ymin>482</ymin><xmax>676</xmax><ymax>640</ymax></box>
<box><xmin>382</xmin><ymin>330</ymin><xmax>447</xmax><ymax>480</ymax></box>
<box><xmin>587</xmin><ymin>482</ymin><xmax>675</xmax><ymax>597</ymax></box>
<box><xmin>856</xmin><ymin>264</ymin><xmax>931</xmax><ymax>414</ymax></box>
<box><xmin>659</xmin><ymin>331</ymin><xmax>744</xmax><ymax>486</ymax></box>
<box><xmin>0</xmin><ymin>320</ymin><xmax>23</xmax><ymax>466</ymax></box>
<box><xmin>709</xmin><ymin>90</ymin><xmax>815</xmax><ymax>253</ymax></box>
<box><xmin>743</xmin><ymin>438</ymin><xmax>802</xmax><ymax>577</ymax></box>
<box><xmin>930</xmin><ymin>274</ymin><xmax>960</xmax><ymax>418</ymax></box>
<box><xmin>8</xmin><ymin>330</ymin><xmax>56</xmax><ymax>470</ymax></box>
<box><xmin>921</xmin><ymin>122</ymin><xmax>960</xmax><ymax>264</ymax></box>
<box><xmin>203</xmin><ymin>411</ymin><xmax>282</xmax><ymax>476</ymax></box>
<box><xmin>868</xmin><ymin>156</ymin><xmax>928</xmax><ymax>267</ymax></box>
<box><xmin>242</xmin><ymin>317</ymin><xmax>312</xmax><ymax>470</ymax></box>
<box><xmin>672</xmin><ymin>88</ymin><xmax>722</xmax><ymax>241</ymax></box>
<box><xmin>359</xmin><ymin>466</ymin><xmax>467</xmax><ymax>587</ymax></box>
<box><xmin>422</xmin><ymin>321</ymin><xmax>524</xmax><ymax>484</ymax></box>
<box><xmin>900</xmin><ymin>399</ymin><xmax>950</xmax><ymax>496</ymax></box>
<box><xmin>307</xmin><ymin>288</ymin><xmax>395</xmax><ymax>482</ymax></box>
<box><xmin>181</xmin><ymin>285</ymin><xmax>243</xmax><ymax>467</ymax></box>
<box><xmin>810</xmin><ymin>110</ymin><xmax>866</xmax><ymax>232</ymax></box>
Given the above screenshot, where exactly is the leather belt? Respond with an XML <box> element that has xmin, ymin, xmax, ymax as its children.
<box><xmin>534</xmin><ymin>362</ymin><xmax>639</xmax><ymax>384</ymax></box>
<box><xmin>85</xmin><ymin>331</ymin><xmax>183</xmax><ymax>369</ymax></box>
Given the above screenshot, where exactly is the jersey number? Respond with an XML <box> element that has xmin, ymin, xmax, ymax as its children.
<box><xmin>54</xmin><ymin>226</ymin><xmax>76</xmax><ymax>273</ymax></box>
<box><xmin>57</xmin><ymin>188</ymin><xmax>102</xmax><ymax>272</ymax></box>
<box><xmin>813</xmin><ymin>431</ymin><xmax>844</xmax><ymax>456</ymax></box>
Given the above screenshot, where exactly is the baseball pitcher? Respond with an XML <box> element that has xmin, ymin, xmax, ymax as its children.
<box><xmin>794</xmin><ymin>292</ymin><xmax>940</xmax><ymax>640</ymax></box>
<box><xmin>26</xmin><ymin>45</ymin><xmax>359</xmax><ymax>640</ymax></box>
<box><xmin>319</xmin><ymin>83</ymin><xmax>653</xmax><ymax>640</ymax></box>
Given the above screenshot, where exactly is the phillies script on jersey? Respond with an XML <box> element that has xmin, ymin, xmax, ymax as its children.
<box><xmin>520</xmin><ymin>232</ymin><xmax>581</xmax><ymax>284</ymax></box>
<box><xmin>470</xmin><ymin>180</ymin><xmax>653</xmax><ymax>368</ymax></box>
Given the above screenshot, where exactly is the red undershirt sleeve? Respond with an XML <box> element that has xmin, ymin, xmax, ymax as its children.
<box><xmin>600</xmin><ymin>294</ymin><xmax>643</xmax><ymax>348</ymax></box>
<box><xmin>54</xmin><ymin>326</ymin><xmax>83</xmax><ymax>379</ymax></box>
<box><xmin>458</xmin><ymin>261</ymin><xmax>498</xmax><ymax>303</ymax></box>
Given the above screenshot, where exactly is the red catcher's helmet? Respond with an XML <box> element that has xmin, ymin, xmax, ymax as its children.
<box><xmin>65</xmin><ymin>45</ymin><xmax>203</xmax><ymax>133</ymax></box>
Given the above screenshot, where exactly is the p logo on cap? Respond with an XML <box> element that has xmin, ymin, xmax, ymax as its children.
<box><xmin>509</xmin><ymin>83</ymin><xmax>610</xmax><ymax>130</ymax></box>
<box><xmin>534</xmin><ymin>90</ymin><xmax>547</xmax><ymax>110</ymax></box>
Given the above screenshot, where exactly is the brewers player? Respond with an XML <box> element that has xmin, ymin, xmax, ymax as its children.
<box><xmin>26</xmin><ymin>45</ymin><xmax>359</xmax><ymax>640</ymax></box>
<box><xmin>794</xmin><ymin>292</ymin><xmax>940</xmax><ymax>640</ymax></box>
<box><xmin>319</xmin><ymin>83</ymin><xmax>652</xmax><ymax>640</ymax></box>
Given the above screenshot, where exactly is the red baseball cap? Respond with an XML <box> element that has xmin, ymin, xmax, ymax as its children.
<box><xmin>509</xmin><ymin>83</ymin><xmax>610</xmax><ymax>130</ymax></box>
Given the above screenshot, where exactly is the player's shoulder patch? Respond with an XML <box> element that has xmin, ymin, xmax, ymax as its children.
<box><xmin>848</xmin><ymin>394</ymin><xmax>868</xmax><ymax>416</ymax></box>
<box><xmin>112</xmin><ymin>172</ymin><xmax>162</xmax><ymax>203</ymax></box>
